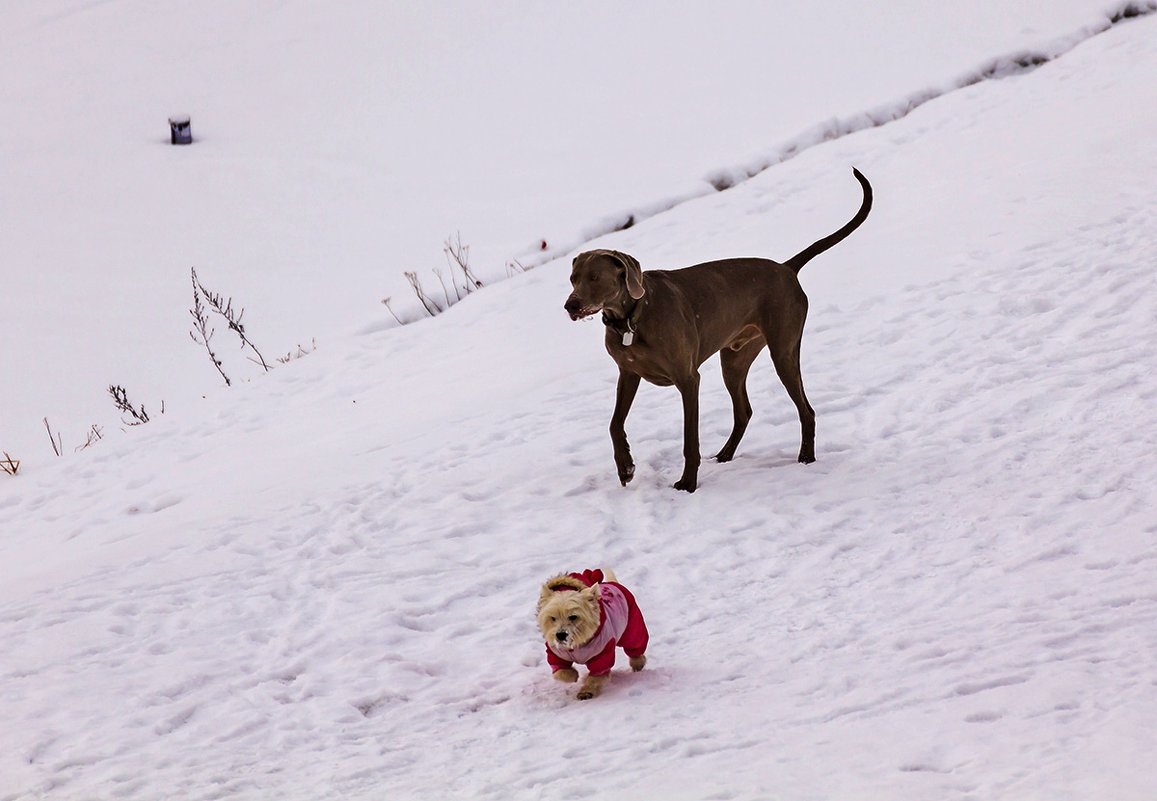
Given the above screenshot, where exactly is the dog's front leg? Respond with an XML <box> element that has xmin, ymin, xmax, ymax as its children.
<box><xmin>576</xmin><ymin>673</ymin><xmax>608</xmax><ymax>700</ymax></box>
<box><xmin>553</xmin><ymin>667</ymin><xmax>579</xmax><ymax>684</ymax></box>
<box><xmin>673</xmin><ymin>373</ymin><xmax>701</xmax><ymax>492</ymax></box>
<box><xmin>610</xmin><ymin>370</ymin><xmax>641</xmax><ymax>486</ymax></box>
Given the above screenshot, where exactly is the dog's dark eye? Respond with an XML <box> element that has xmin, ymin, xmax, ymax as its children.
<box><xmin>567</xmin><ymin>615</ymin><xmax>578</xmax><ymax>622</ymax></box>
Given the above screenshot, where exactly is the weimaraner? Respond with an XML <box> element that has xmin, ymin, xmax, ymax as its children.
<box><xmin>564</xmin><ymin>167</ymin><xmax>872</xmax><ymax>492</ymax></box>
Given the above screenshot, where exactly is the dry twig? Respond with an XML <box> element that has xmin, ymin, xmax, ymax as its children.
<box><xmin>43</xmin><ymin>417</ymin><xmax>62</xmax><ymax>456</ymax></box>
<box><xmin>443</xmin><ymin>232</ymin><xmax>482</xmax><ymax>294</ymax></box>
<box><xmin>75</xmin><ymin>424</ymin><xmax>104</xmax><ymax>452</ymax></box>
<box><xmin>189</xmin><ymin>268</ymin><xmax>232</xmax><ymax>386</ymax></box>
<box><xmin>191</xmin><ymin>267</ymin><xmax>270</xmax><ymax>372</ymax></box>
<box><xmin>402</xmin><ymin>233</ymin><xmax>486</xmax><ymax>320</ymax></box>
<box><xmin>276</xmin><ymin>338</ymin><xmax>318</xmax><ymax>364</ymax></box>
<box><xmin>108</xmin><ymin>385</ymin><xmax>152</xmax><ymax>425</ymax></box>
<box><xmin>404</xmin><ymin>271</ymin><xmax>442</xmax><ymax>317</ymax></box>
<box><xmin>381</xmin><ymin>297</ymin><xmax>404</xmax><ymax>325</ymax></box>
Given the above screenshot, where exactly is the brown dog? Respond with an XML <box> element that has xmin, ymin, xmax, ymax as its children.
<box><xmin>564</xmin><ymin>168</ymin><xmax>872</xmax><ymax>492</ymax></box>
<box><xmin>537</xmin><ymin>568</ymin><xmax>649</xmax><ymax>700</ymax></box>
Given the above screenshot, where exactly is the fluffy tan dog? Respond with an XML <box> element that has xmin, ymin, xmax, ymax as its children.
<box><xmin>537</xmin><ymin>568</ymin><xmax>649</xmax><ymax>700</ymax></box>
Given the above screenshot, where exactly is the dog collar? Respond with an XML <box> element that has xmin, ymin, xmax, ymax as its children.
<box><xmin>601</xmin><ymin>302</ymin><xmax>641</xmax><ymax>346</ymax></box>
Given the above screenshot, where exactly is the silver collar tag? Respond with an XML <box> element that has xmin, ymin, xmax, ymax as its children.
<box><xmin>622</xmin><ymin>330</ymin><xmax>635</xmax><ymax>346</ymax></box>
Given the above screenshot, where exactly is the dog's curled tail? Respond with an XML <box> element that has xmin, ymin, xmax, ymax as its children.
<box><xmin>783</xmin><ymin>167</ymin><xmax>873</xmax><ymax>275</ymax></box>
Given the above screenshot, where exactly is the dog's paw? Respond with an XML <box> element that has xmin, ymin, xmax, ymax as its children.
<box><xmin>673</xmin><ymin>477</ymin><xmax>697</xmax><ymax>493</ymax></box>
<box><xmin>576</xmin><ymin>675</ymin><xmax>607</xmax><ymax>699</ymax></box>
<box><xmin>617</xmin><ymin>463</ymin><xmax>635</xmax><ymax>486</ymax></box>
<box><xmin>629</xmin><ymin>655</ymin><xmax>647</xmax><ymax>672</ymax></box>
<box><xmin>553</xmin><ymin>668</ymin><xmax>579</xmax><ymax>684</ymax></box>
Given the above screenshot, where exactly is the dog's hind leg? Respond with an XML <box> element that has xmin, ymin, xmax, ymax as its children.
<box><xmin>716</xmin><ymin>338</ymin><xmax>763</xmax><ymax>462</ymax></box>
<box><xmin>769</xmin><ymin>342</ymin><xmax>816</xmax><ymax>464</ymax></box>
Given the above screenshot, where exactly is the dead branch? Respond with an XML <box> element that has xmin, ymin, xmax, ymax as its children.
<box><xmin>75</xmin><ymin>424</ymin><xmax>104</xmax><ymax>452</ymax></box>
<box><xmin>189</xmin><ymin>268</ymin><xmax>232</xmax><ymax>386</ymax></box>
<box><xmin>43</xmin><ymin>417</ymin><xmax>62</xmax><ymax>456</ymax></box>
<box><xmin>381</xmin><ymin>297</ymin><xmax>404</xmax><ymax>325</ymax></box>
<box><xmin>108</xmin><ymin>384</ymin><xmax>151</xmax><ymax>425</ymax></box>
<box><xmin>191</xmin><ymin>268</ymin><xmax>270</xmax><ymax>372</ymax></box>
<box><xmin>401</xmin><ymin>234</ymin><xmax>484</xmax><ymax>320</ymax></box>
<box><xmin>433</xmin><ymin>268</ymin><xmax>454</xmax><ymax>307</ymax></box>
<box><xmin>444</xmin><ymin>232</ymin><xmax>482</xmax><ymax>294</ymax></box>
<box><xmin>0</xmin><ymin>452</ymin><xmax>19</xmax><ymax>476</ymax></box>
<box><xmin>404</xmin><ymin>271</ymin><xmax>441</xmax><ymax>317</ymax></box>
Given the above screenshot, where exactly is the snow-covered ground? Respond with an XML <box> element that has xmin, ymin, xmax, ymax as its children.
<box><xmin>0</xmin><ymin>0</ymin><xmax>1142</xmax><ymax>465</ymax></box>
<box><xmin>3</xmin><ymin>2</ymin><xmax>1157</xmax><ymax>800</ymax></box>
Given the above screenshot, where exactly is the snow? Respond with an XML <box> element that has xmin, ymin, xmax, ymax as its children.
<box><xmin>1</xmin><ymin>0</ymin><xmax>1147</xmax><ymax>464</ymax></box>
<box><xmin>3</xmin><ymin>2</ymin><xmax>1157</xmax><ymax>800</ymax></box>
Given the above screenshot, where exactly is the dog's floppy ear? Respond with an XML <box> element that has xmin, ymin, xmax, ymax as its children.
<box><xmin>609</xmin><ymin>251</ymin><xmax>645</xmax><ymax>300</ymax></box>
<box><xmin>540</xmin><ymin>575</ymin><xmax>586</xmax><ymax>611</ymax></box>
<box><xmin>537</xmin><ymin>584</ymin><xmax>556</xmax><ymax>612</ymax></box>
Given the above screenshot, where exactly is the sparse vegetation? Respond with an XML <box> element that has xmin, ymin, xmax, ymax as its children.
<box><xmin>0</xmin><ymin>452</ymin><xmax>19</xmax><ymax>476</ymax></box>
<box><xmin>385</xmin><ymin>236</ymin><xmax>533</xmax><ymax>325</ymax></box>
<box><xmin>35</xmin><ymin>419</ymin><xmax>106</xmax><ymax>460</ymax></box>
<box><xmin>189</xmin><ymin>268</ymin><xmax>232</xmax><ymax>387</ymax></box>
<box><xmin>192</xmin><ymin>269</ymin><xmax>271</xmax><ymax>372</ymax></box>
<box><xmin>277</xmin><ymin>338</ymin><xmax>318</xmax><ymax>364</ymax></box>
<box><xmin>75</xmin><ymin>424</ymin><xmax>104</xmax><ymax>452</ymax></box>
<box><xmin>398</xmin><ymin>233</ymin><xmax>486</xmax><ymax>319</ymax></box>
<box><xmin>381</xmin><ymin>297</ymin><xmax>404</xmax><ymax>325</ymax></box>
<box><xmin>189</xmin><ymin>266</ymin><xmax>277</xmax><ymax>383</ymax></box>
<box><xmin>108</xmin><ymin>384</ymin><xmax>159</xmax><ymax>426</ymax></box>
<box><xmin>43</xmin><ymin>417</ymin><xmax>62</xmax><ymax>456</ymax></box>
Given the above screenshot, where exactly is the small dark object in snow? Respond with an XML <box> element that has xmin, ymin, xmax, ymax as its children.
<box><xmin>169</xmin><ymin>115</ymin><xmax>192</xmax><ymax>145</ymax></box>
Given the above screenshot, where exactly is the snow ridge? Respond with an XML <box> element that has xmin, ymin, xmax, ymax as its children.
<box><xmin>510</xmin><ymin>0</ymin><xmax>1156</xmax><ymax>273</ymax></box>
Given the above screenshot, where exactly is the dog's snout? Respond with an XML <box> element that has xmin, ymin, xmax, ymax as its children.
<box><xmin>555</xmin><ymin>631</ymin><xmax>568</xmax><ymax>642</ymax></box>
<box><xmin>563</xmin><ymin>296</ymin><xmax>581</xmax><ymax>314</ymax></box>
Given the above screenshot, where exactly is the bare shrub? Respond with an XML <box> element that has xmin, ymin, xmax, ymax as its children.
<box><xmin>189</xmin><ymin>268</ymin><xmax>231</xmax><ymax>387</ymax></box>
<box><xmin>75</xmin><ymin>424</ymin><xmax>104</xmax><ymax>452</ymax></box>
<box><xmin>405</xmin><ymin>271</ymin><xmax>442</xmax><ymax>317</ymax></box>
<box><xmin>189</xmin><ymin>267</ymin><xmax>271</xmax><ymax>378</ymax></box>
<box><xmin>108</xmin><ymin>385</ymin><xmax>159</xmax><ymax>426</ymax></box>
<box><xmin>444</xmin><ymin>232</ymin><xmax>482</xmax><ymax>296</ymax></box>
<box><xmin>404</xmin><ymin>233</ymin><xmax>486</xmax><ymax>319</ymax></box>
<box><xmin>0</xmin><ymin>452</ymin><xmax>19</xmax><ymax>476</ymax></box>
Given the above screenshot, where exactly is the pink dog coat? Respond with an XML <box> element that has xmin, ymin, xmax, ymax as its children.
<box><xmin>544</xmin><ymin>569</ymin><xmax>649</xmax><ymax>677</ymax></box>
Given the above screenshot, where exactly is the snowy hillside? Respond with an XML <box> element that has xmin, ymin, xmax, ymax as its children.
<box><xmin>0</xmin><ymin>0</ymin><xmax>1145</xmax><ymax>465</ymax></box>
<box><xmin>3</xmin><ymin>3</ymin><xmax>1157</xmax><ymax>801</ymax></box>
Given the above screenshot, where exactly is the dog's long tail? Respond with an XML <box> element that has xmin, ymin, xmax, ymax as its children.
<box><xmin>783</xmin><ymin>167</ymin><xmax>873</xmax><ymax>275</ymax></box>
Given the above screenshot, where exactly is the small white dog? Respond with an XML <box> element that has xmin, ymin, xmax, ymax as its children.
<box><xmin>536</xmin><ymin>568</ymin><xmax>649</xmax><ymax>699</ymax></box>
